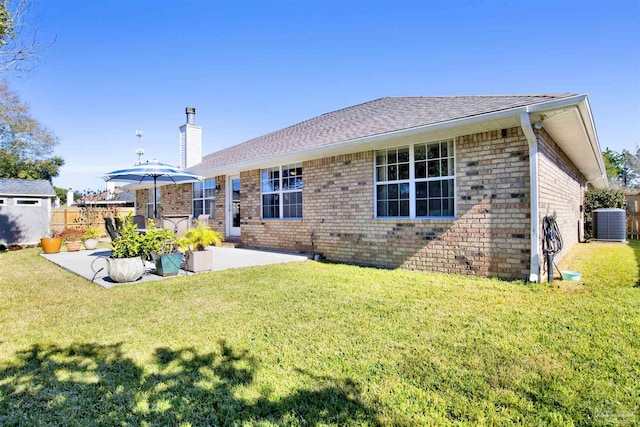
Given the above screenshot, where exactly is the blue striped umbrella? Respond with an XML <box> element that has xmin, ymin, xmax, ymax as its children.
<box><xmin>102</xmin><ymin>160</ymin><xmax>203</xmax><ymax>219</ymax></box>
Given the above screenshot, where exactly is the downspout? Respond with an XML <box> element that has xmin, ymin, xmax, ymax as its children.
<box><xmin>585</xmin><ymin>176</ymin><xmax>605</xmax><ymax>189</ymax></box>
<box><xmin>520</xmin><ymin>111</ymin><xmax>540</xmax><ymax>282</ymax></box>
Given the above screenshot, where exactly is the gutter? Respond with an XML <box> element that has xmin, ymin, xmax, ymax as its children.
<box><xmin>520</xmin><ymin>111</ymin><xmax>540</xmax><ymax>283</ymax></box>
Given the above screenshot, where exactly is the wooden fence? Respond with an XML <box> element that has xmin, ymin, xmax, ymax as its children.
<box><xmin>626</xmin><ymin>193</ymin><xmax>640</xmax><ymax>239</ymax></box>
<box><xmin>51</xmin><ymin>206</ymin><xmax>134</xmax><ymax>237</ymax></box>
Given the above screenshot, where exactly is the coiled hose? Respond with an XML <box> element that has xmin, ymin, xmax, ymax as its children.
<box><xmin>542</xmin><ymin>215</ymin><xmax>563</xmax><ymax>280</ymax></box>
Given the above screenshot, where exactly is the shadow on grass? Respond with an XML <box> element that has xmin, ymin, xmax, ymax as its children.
<box><xmin>629</xmin><ymin>239</ymin><xmax>640</xmax><ymax>287</ymax></box>
<box><xmin>0</xmin><ymin>341</ymin><xmax>380</xmax><ymax>426</ymax></box>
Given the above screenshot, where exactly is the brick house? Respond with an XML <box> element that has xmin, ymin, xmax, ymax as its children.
<box><xmin>135</xmin><ymin>95</ymin><xmax>607</xmax><ymax>281</ymax></box>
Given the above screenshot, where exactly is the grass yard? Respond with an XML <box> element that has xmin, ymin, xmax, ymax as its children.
<box><xmin>0</xmin><ymin>242</ymin><xmax>638</xmax><ymax>426</ymax></box>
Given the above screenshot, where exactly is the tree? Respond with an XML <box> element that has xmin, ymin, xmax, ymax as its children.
<box><xmin>603</xmin><ymin>148</ymin><xmax>624</xmax><ymax>184</ymax></box>
<box><xmin>602</xmin><ymin>147</ymin><xmax>640</xmax><ymax>189</ymax></box>
<box><xmin>0</xmin><ymin>82</ymin><xmax>63</xmax><ymax>181</ymax></box>
<box><xmin>54</xmin><ymin>186</ymin><xmax>66</xmax><ymax>205</ymax></box>
<box><xmin>0</xmin><ymin>0</ymin><xmax>46</xmax><ymax>74</ymax></box>
<box><xmin>620</xmin><ymin>148</ymin><xmax>640</xmax><ymax>188</ymax></box>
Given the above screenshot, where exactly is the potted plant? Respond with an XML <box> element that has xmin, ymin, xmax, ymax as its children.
<box><xmin>141</xmin><ymin>219</ymin><xmax>184</xmax><ymax>276</ymax></box>
<box><xmin>58</xmin><ymin>227</ymin><xmax>85</xmax><ymax>252</ymax></box>
<box><xmin>177</xmin><ymin>220</ymin><xmax>223</xmax><ymax>272</ymax></box>
<box><xmin>82</xmin><ymin>227</ymin><xmax>101</xmax><ymax>250</ymax></box>
<box><xmin>40</xmin><ymin>230</ymin><xmax>63</xmax><ymax>254</ymax></box>
<box><xmin>107</xmin><ymin>214</ymin><xmax>145</xmax><ymax>283</ymax></box>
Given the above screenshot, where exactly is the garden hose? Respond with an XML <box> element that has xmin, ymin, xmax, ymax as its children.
<box><xmin>542</xmin><ymin>216</ymin><xmax>563</xmax><ymax>281</ymax></box>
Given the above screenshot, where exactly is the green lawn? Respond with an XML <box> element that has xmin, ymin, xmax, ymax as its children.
<box><xmin>0</xmin><ymin>242</ymin><xmax>638</xmax><ymax>426</ymax></box>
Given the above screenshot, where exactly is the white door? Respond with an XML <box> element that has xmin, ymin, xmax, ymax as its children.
<box><xmin>228</xmin><ymin>175</ymin><xmax>241</xmax><ymax>237</ymax></box>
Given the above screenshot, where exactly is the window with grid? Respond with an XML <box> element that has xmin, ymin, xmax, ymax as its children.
<box><xmin>261</xmin><ymin>163</ymin><xmax>303</xmax><ymax>219</ymax></box>
<box><xmin>192</xmin><ymin>178</ymin><xmax>216</xmax><ymax>218</ymax></box>
<box><xmin>375</xmin><ymin>140</ymin><xmax>455</xmax><ymax>218</ymax></box>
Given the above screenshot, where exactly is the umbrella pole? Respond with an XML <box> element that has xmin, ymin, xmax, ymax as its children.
<box><xmin>153</xmin><ymin>177</ymin><xmax>158</xmax><ymax>220</ymax></box>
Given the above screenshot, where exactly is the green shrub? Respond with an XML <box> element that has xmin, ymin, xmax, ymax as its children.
<box><xmin>110</xmin><ymin>215</ymin><xmax>142</xmax><ymax>258</ymax></box>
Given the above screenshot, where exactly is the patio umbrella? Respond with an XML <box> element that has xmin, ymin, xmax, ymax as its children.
<box><xmin>102</xmin><ymin>160</ymin><xmax>203</xmax><ymax>219</ymax></box>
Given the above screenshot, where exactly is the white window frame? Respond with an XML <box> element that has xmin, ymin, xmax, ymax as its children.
<box><xmin>146</xmin><ymin>188</ymin><xmax>160</xmax><ymax>219</ymax></box>
<box><xmin>261</xmin><ymin>163</ymin><xmax>303</xmax><ymax>219</ymax></box>
<box><xmin>192</xmin><ymin>178</ymin><xmax>216</xmax><ymax>219</ymax></box>
<box><xmin>14</xmin><ymin>198</ymin><xmax>41</xmax><ymax>206</ymax></box>
<box><xmin>375</xmin><ymin>138</ymin><xmax>456</xmax><ymax>219</ymax></box>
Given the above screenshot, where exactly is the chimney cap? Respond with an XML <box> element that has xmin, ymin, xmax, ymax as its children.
<box><xmin>185</xmin><ymin>107</ymin><xmax>196</xmax><ymax>115</ymax></box>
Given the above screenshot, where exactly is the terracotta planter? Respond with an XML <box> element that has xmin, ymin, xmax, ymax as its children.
<box><xmin>83</xmin><ymin>238</ymin><xmax>99</xmax><ymax>250</ymax></box>
<box><xmin>106</xmin><ymin>257</ymin><xmax>145</xmax><ymax>283</ymax></box>
<box><xmin>65</xmin><ymin>241</ymin><xmax>82</xmax><ymax>252</ymax></box>
<box><xmin>184</xmin><ymin>250</ymin><xmax>213</xmax><ymax>272</ymax></box>
<box><xmin>40</xmin><ymin>237</ymin><xmax>62</xmax><ymax>254</ymax></box>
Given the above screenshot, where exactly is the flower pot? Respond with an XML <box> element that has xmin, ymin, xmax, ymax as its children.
<box><xmin>65</xmin><ymin>241</ymin><xmax>82</xmax><ymax>252</ymax></box>
<box><xmin>153</xmin><ymin>253</ymin><xmax>184</xmax><ymax>276</ymax></box>
<box><xmin>184</xmin><ymin>250</ymin><xmax>213</xmax><ymax>272</ymax></box>
<box><xmin>106</xmin><ymin>256</ymin><xmax>145</xmax><ymax>283</ymax></box>
<box><xmin>41</xmin><ymin>237</ymin><xmax>62</xmax><ymax>254</ymax></box>
<box><xmin>83</xmin><ymin>238</ymin><xmax>99</xmax><ymax>250</ymax></box>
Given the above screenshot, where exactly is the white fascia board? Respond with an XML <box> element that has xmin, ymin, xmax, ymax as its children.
<box><xmin>577</xmin><ymin>98</ymin><xmax>608</xmax><ymax>187</ymax></box>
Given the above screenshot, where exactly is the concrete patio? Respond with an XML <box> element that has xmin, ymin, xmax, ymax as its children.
<box><xmin>41</xmin><ymin>247</ymin><xmax>310</xmax><ymax>289</ymax></box>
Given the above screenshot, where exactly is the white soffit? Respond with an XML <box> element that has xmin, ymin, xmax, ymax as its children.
<box><xmin>538</xmin><ymin>105</ymin><xmax>605</xmax><ymax>186</ymax></box>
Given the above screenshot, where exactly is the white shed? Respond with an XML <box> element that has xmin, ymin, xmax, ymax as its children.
<box><xmin>0</xmin><ymin>178</ymin><xmax>56</xmax><ymax>247</ymax></box>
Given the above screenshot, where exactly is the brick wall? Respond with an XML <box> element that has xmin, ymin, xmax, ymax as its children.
<box><xmin>135</xmin><ymin>180</ymin><xmax>226</xmax><ymax>234</ymax></box>
<box><xmin>241</xmin><ymin>127</ymin><xmax>533</xmax><ymax>279</ymax></box>
<box><xmin>536</xmin><ymin>128</ymin><xmax>584</xmax><ymax>276</ymax></box>
<box><xmin>135</xmin><ymin>190</ymin><xmax>147</xmax><ymax>217</ymax></box>
<box><xmin>132</xmin><ymin>126</ymin><xmax>586</xmax><ymax>281</ymax></box>
<box><xmin>212</xmin><ymin>176</ymin><xmax>226</xmax><ymax>234</ymax></box>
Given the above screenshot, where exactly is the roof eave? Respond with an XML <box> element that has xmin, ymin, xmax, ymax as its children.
<box><xmin>0</xmin><ymin>193</ymin><xmax>55</xmax><ymax>197</ymax></box>
<box><xmin>528</xmin><ymin>95</ymin><xmax>608</xmax><ymax>189</ymax></box>
<box><xmin>196</xmin><ymin>95</ymin><xmax>607</xmax><ymax>188</ymax></box>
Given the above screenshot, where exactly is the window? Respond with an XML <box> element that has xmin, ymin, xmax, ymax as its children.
<box><xmin>261</xmin><ymin>163</ymin><xmax>303</xmax><ymax>219</ymax></box>
<box><xmin>375</xmin><ymin>139</ymin><xmax>455</xmax><ymax>218</ymax></box>
<box><xmin>146</xmin><ymin>188</ymin><xmax>160</xmax><ymax>219</ymax></box>
<box><xmin>193</xmin><ymin>178</ymin><xmax>216</xmax><ymax>218</ymax></box>
<box><xmin>15</xmin><ymin>198</ymin><xmax>41</xmax><ymax>206</ymax></box>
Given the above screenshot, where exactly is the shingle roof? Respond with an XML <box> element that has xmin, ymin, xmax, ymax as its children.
<box><xmin>0</xmin><ymin>178</ymin><xmax>56</xmax><ymax>197</ymax></box>
<box><xmin>194</xmin><ymin>94</ymin><xmax>576</xmax><ymax>171</ymax></box>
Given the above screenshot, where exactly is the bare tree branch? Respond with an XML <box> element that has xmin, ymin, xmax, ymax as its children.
<box><xmin>0</xmin><ymin>0</ymin><xmax>54</xmax><ymax>74</ymax></box>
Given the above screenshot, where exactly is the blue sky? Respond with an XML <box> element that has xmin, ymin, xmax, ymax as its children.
<box><xmin>8</xmin><ymin>0</ymin><xmax>640</xmax><ymax>191</ymax></box>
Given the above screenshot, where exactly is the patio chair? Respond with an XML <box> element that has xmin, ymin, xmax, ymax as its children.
<box><xmin>104</xmin><ymin>217</ymin><xmax>120</xmax><ymax>240</ymax></box>
<box><xmin>197</xmin><ymin>214</ymin><xmax>210</xmax><ymax>222</ymax></box>
<box><xmin>132</xmin><ymin>215</ymin><xmax>146</xmax><ymax>230</ymax></box>
<box><xmin>114</xmin><ymin>216</ymin><xmax>123</xmax><ymax>230</ymax></box>
<box><xmin>162</xmin><ymin>214</ymin><xmax>193</xmax><ymax>237</ymax></box>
